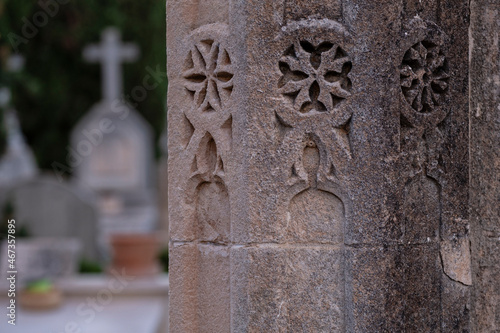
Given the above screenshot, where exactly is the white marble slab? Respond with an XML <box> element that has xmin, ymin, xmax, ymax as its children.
<box><xmin>0</xmin><ymin>274</ymin><xmax>169</xmax><ymax>332</ymax></box>
<box><xmin>0</xmin><ymin>296</ymin><xmax>166</xmax><ymax>333</ymax></box>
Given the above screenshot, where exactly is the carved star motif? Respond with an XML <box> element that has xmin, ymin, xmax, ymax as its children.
<box><xmin>183</xmin><ymin>40</ymin><xmax>234</xmax><ymax>112</ymax></box>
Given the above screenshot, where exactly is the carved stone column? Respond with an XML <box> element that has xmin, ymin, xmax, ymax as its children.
<box><xmin>470</xmin><ymin>0</ymin><xmax>500</xmax><ymax>331</ymax></box>
<box><xmin>167</xmin><ymin>0</ymin><xmax>470</xmax><ymax>331</ymax></box>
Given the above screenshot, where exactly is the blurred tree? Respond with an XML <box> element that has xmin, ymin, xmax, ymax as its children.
<box><xmin>0</xmin><ymin>0</ymin><xmax>167</xmax><ymax>172</ymax></box>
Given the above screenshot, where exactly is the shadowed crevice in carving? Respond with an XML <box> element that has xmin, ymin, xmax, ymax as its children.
<box><xmin>301</xmin><ymin>81</ymin><xmax>327</xmax><ymax>113</ymax></box>
<box><xmin>338</xmin><ymin>116</ymin><xmax>353</xmax><ymax>155</ymax></box>
<box><xmin>204</xmin><ymin>133</ymin><xmax>218</xmax><ymax>174</ymax></box>
<box><xmin>181</xmin><ymin>113</ymin><xmax>196</xmax><ymax>149</ymax></box>
<box><xmin>221</xmin><ymin>115</ymin><xmax>233</xmax><ymax>144</ymax></box>
<box><xmin>278</xmin><ymin>61</ymin><xmax>309</xmax><ymax>88</ymax></box>
<box><xmin>300</xmin><ymin>40</ymin><xmax>334</xmax><ymax>69</ymax></box>
<box><xmin>328</xmin><ymin>163</ymin><xmax>337</xmax><ymax>178</ymax></box>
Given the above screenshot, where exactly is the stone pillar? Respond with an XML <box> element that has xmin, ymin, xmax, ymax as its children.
<box><xmin>167</xmin><ymin>0</ymin><xmax>470</xmax><ymax>331</ymax></box>
<box><xmin>470</xmin><ymin>1</ymin><xmax>500</xmax><ymax>331</ymax></box>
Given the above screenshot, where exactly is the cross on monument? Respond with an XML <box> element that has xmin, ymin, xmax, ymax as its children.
<box><xmin>0</xmin><ymin>54</ymin><xmax>25</xmax><ymax>108</ymax></box>
<box><xmin>83</xmin><ymin>27</ymin><xmax>140</xmax><ymax>102</ymax></box>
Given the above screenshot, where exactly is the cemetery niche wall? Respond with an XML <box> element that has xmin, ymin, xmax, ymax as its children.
<box><xmin>167</xmin><ymin>0</ymin><xmax>498</xmax><ymax>332</ymax></box>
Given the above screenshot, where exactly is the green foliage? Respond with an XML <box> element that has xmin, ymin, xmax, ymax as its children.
<box><xmin>79</xmin><ymin>258</ymin><xmax>103</xmax><ymax>274</ymax></box>
<box><xmin>26</xmin><ymin>278</ymin><xmax>53</xmax><ymax>293</ymax></box>
<box><xmin>0</xmin><ymin>108</ymin><xmax>5</xmax><ymax>155</ymax></box>
<box><xmin>0</xmin><ymin>198</ymin><xmax>30</xmax><ymax>242</ymax></box>
<box><xmin>158</xmin><ymin>247</ymin><xmax>169</xmax><ymax>273</ymax></box>
<box><xmin>0</xmin><ymin>0</ymin><xmax>167</xmax><ymax>171</ymax></box>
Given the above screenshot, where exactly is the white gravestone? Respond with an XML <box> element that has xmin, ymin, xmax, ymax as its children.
<box><xmin>72</xmin><ymin>28</ymin><xmax>158</xmax><ymax>256</ymax></box>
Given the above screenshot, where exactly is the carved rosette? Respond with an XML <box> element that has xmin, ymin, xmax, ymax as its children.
<box><xmin>183</xmin><ymin>40</ymin><xmax>234</xmax><ymax>113</ymax></box>
<box><xmin>400</xmin><ymin>41</ymin><xmax>449</xmax><ymax>114</ymax></box>
<box><xmin>278</xmin><ymin>40</ymin><xmax>352</xmax><ymax>114</ymax></box>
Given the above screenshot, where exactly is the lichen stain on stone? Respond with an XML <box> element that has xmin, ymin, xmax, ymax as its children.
<box><xmin>440</xmin><ymin>237</ymin><xmax>472</xmax><ymax>286</ymax></box>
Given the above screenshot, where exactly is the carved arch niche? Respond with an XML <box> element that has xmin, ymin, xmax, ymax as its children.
<box><xmin>190</xmin><ymin>131</ymin><xmax>230</xmax><ymax>243</ymax></box>
<box><xmin>283</xmin><ymin>133</ymin><xmax>349</xmax><ymax>332</ymax></box>
<box><xmin>286</xmin><ymin>134</ymin><xmax>347</xmax><ymax>244</ymax></box>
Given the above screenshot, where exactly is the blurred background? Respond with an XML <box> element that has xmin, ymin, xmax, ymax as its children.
<box><xmin>0</xmin><ymin>1</ymin><xmax>170</xmax><ymax>332</ymax></box>
<box><xmin>0</xmin><ymin>0</ymin><xmax>166</xmax><ymax>165</ymax></box>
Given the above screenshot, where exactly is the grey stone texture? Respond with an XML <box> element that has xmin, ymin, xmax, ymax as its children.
<box><xmin>167</xmin><ymin>0</ymin><xmax>499</xmax><ymax>331</ymax></box>
<box><xmin>470</xmin><ymin>0</ymin><xmax>500</xmax><ymax>331</ymax></box>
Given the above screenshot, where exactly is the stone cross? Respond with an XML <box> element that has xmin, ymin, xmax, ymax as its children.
<box><xmin>0</xmin><ymin>54</ymin><xmax>25</xmax><ymax>108</ymax></box>
<box><xmin>83</xmin><ymin>27</ymin><xmax>139</xmax><ymax>102</ymax></box>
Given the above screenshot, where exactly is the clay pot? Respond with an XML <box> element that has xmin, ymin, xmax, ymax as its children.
<box><xmin>20</xmin><ymin>287</ymin><xmax>63</xmax><ymax>310</ymax></box>
<box><xmin>110</xmin><ymin>234</ymin><xmax>161</xmax><ymax>277</ymax></box>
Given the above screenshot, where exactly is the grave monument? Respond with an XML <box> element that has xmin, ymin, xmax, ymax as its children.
<box><xmin>73</xmin><ymin>27</ymin><xmax>158</xmax><ymax>256</ymax></box>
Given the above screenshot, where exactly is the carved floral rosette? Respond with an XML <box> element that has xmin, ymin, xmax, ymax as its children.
<box><xmin>400</xmin><ymin>19</ymin><xmax>450</xmax><ymax>129</ymax></box>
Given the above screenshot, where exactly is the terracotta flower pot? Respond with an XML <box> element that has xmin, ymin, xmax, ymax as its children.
<box><xmin>110</xmin><ymin>234</ymin><xmax>161</xmax><ymax>277</ymax></box>
<box><xmin>20</xmin><ymin>287</ymin><xmax>63</xmax><ymax>310</ymax></box>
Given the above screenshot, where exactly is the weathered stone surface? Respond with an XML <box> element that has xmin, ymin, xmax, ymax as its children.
<box><xmin>168</xmin><ymin>0</ymin><xmax>472</xmax><ymax>331</ymax></box>
<box><xmin>232</xmin><ymin>246</ymin><xmax>345</xmax><ymax>332</ymax></box>
<box><xmin>170</xmin><ymin>243</ymin><xmax>230</xmax><ymax>332</ymax></box>
<box><xmin>441</xmin><ymin>237</ymin><xmax>473</xmax><ymax>286</ymax></box>
<box><xmin>470</xmin><ymin>0</ymin><xmax>500</xmax><ymax>331</ymax></box>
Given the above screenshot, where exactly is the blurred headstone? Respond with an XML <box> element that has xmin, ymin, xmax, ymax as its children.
<box><xmin>73</xmin><ymin>27</ymin><xmax>158</xmax><ymax>256</ymax></box>
<box><xmin>0</xmin><ymin>110</ymin><xmax>37</xmax><ymax>188</ymax></box>
<box><xmin>0</xmin><ymin>238</ymin><xmax>80</xmax><ymax>284</ymax></box>
<box><xmin>9</xmin><ymin>175</ymin><xmax>99</xmax><ymax>261</ymax></box>
<box><xmin>0</xmin><ymin>55</ymin><xmax>37</xmax><ymax>194</ymax></box>
<box><xmin>0</xmin><ymin>54</ymin><xmax>38</xmax><ymax>205</ymax></box>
